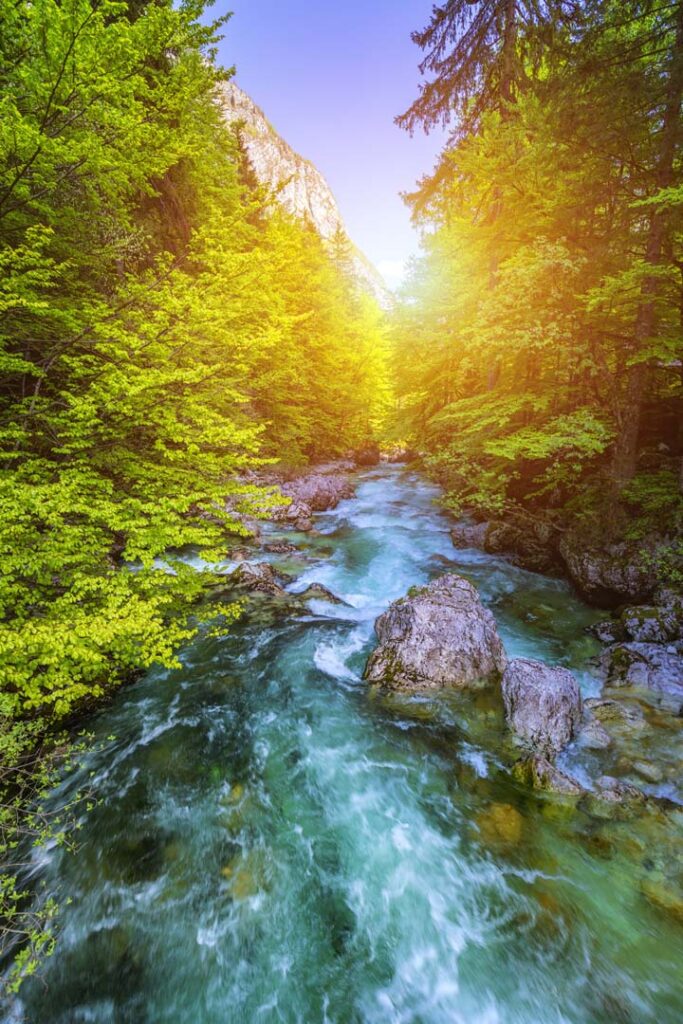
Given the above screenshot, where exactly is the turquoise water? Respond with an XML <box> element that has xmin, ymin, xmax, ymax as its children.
<box><xmin>11</xmin><ymin>468</ymin><xmax>683</xmax><ymax>1023</ymax></box>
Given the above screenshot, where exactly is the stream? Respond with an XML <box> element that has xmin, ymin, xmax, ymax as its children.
<box><xmin>11</xmin><ymin>467</ymin><xmax>683</xmax><ymax>1023</ymax></box>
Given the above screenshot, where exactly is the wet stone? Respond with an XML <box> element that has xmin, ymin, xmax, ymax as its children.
<box><xmin>641</xmin><ymin>874</ymin><xmax>683</xmax><ymax>925</ymax></box>
<box><xmin>475</xmin><ymin>802</ymin><xmax>525</xmax><ymax>847</ymax></box>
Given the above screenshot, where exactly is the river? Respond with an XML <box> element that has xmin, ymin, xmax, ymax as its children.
<box><xmin>11</xmin><ymin>467</ymin><xmax>683</xmax><ymax>1023</ymax></box>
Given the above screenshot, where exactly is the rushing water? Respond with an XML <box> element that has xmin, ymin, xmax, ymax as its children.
<box><xmin>11</xmin><ymin>468</ymin><xmax>683</xmax><ymax>1023</ymax></box>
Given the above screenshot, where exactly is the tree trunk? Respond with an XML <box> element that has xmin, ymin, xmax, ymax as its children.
<box><xmin>611</xmin><ymin>4</ymin><xmax>683</xmax><ymax>486</ymax></box>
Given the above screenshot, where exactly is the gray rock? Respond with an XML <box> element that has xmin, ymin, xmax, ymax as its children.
<box><xmin>501</xmin><ymin>658</ymin><xmax>582</xmax><ymax>755</ymax></box>
<box><xmin>451</xmin><ymin>522</ymin><xmax>490</xmax><ymax>550</ymax></box>
<box><xmin>594</xmin><ymin>776</ymin><xmax>646</xmax><ymax>805</ymax></box>
<box><xmin>354</xmin><ymin>443</ymin><xmax>380</xmax><ymax>467</ymax></box>
<box><xmin>583</xmin><ymin>698</ymin><xmax>646</xmax><ymax>730</ymax></box>
<box><xmin>219</xmin><ymin>82</ymin><xmax>390</xmax><ymax>306</ymax></box>
<box><xmin>620</xmin><ymin>600</ymin><xmax>683</xmax><ymax>643</ymax></box>
<box><xmin>450</xmin><ymin>519</ymin><xmax>559</xmax><ymax>574</ymax></box>
<box><xmin>485</xmin><ymin>521</ymin><xmax>558</xmax><ymax>575</ymax></box>
<box><xmin>381</xmin><ymin>445</ymin><xmax>417</xmax><ymax>464</ymax></box>
<box><xmin>578</xmin><ymin>718</ymin><xmax>613</xmax><ymax>750</ymax></box>
<box><xmin>271</xmin><ymin>497</ymin><xmax>314</xmax><ymax>530</ymax></box>
<box><xmin>281</xmin><ymin>473</ymin><xmax>354</xmax><ymax>512</ymax></box>
<box><xmin>631</xmin><ymin>760</ymin><xmax>664</xmax><ymax>784</ymax></box>
<box><xmin>263</xmin><ymin>541</ymin><xmax>298</xmax><ymax>554</ymax></box>
<box><xmin>605</xmin><ymin>642</ymin><xmax>683</xmax><ymax>706</ymax></box>
<box><xmin>512</xmin><ymin>755</ymin><xmax>584</xmax><ymax>795</ymax></box>
<box><xmin>559</xmin><ymin>533</ymin><xmax>658</xmax><ymax>606</ymax></box>
<box><xmin>228</xmin><ymin>562</ymin><xmax>288</xmax><ymax>596</ymax></box>
<box><xmin>297</xmin><ymin>583</ymin><xmax>344</xmax><ymax>604</ymax></box>
<box><xmin>363</xmin><ymin>574</ymin><xmax>506</xmax><ymax>690</ymax></box>
<box><xmin>589</xmin><ymin>618</ymin><xmax>625</xmax><ymax>645</ymax></box>
<box><xmin>581</xmin><ymin>776</ymin><xmax>647</xmax><ymax>819</ymax></box>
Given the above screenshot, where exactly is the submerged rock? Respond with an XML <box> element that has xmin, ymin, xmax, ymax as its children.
<box><xmin>604</xmin><ymin>642</ymin><xmax>683</xmax><ymax>706</ymax></box>
<box><xmin>583</xmin><ymin>697</ymin><xmax>646</xmax><ymax>730</ymax></box>
<box><xmin>501</xmin><ymin>658</ymin><xmax>582</xmax><ymax>755</ymax></box>
<box><xmin>512</xmin><ymin>755</ymin><xmax>584</xmax><ymax>796</ymax></box>
<box><xmin>580</xmin><ymin>775</ymin><xmax>647</xmax><ymax>820</ymax></box>
<box><xmin>641</xmin><ymin>874</ymin><xmax>683</xmax><ymax>924</ymax></box>
<box><xmin>297</xmin><ymin>583</ymin><xmax>344</xmax><ymax>604</ymax></box>
<box><xmin>363</xmin><ymin>574</ymin><xmax>506</xmax><ymax>690</ymax></box>
<box><xmin>578</xmin><ymin>716</ymin><xmax>613</xmax><ymax>750</ymax></box>
<box><xmin>631</xmin><ymin>759</ymin><xmax>664</xmax><ymax>784</ymax></box>
<box><xmin>475</xmin><ymin>802</ymin><xmax>524</xmax><ymax>847</ymax></box>
<box><xmin>594</xmin><ymin>776</ymin><xmax>646</xmax><ymax>805</ymax></box>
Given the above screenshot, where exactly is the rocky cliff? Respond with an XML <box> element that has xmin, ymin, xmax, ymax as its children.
<box><xmin>218</xmin><ymin>81</ymin><xmax>390</xmax><ymax>306</ymax></box>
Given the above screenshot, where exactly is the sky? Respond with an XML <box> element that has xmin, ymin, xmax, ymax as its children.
<box><xmin>215</xmin><ymin>1</ymin><xmax>447</xmax><ymax>289</ymax></box>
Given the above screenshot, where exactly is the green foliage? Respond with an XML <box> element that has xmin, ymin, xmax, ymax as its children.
<box><xmin>0</xmin><ymin>0</ymin><xmax>390</xmax><ymax>989</ymax></box>
<box><xmin>392</xmin><ymin>0</ymin><xmax>683</xmax><ymax>543</ymax></box>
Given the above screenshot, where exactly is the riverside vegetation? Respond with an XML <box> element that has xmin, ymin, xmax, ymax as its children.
<box><xmin>0</xmin><ymin>0</ymin><xmax>682</xmax><ymax>1011</ymax></box>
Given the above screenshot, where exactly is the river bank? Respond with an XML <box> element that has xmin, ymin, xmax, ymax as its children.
<box><xmin>6</xmin><ymin>465</ymin><xmax>682</xmax><ymax>1024</ymax></box>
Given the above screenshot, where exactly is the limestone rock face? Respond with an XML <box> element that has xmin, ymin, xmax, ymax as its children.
<box><xmin>219</xmin><ymin>82</ymin><xmax>390</xmax><ymax>306</ymax></box>
<box><xmin>363</xmin><ymin>574</ymin><xmax>506</xmax><ymax>690</ymax></box>
<box><xmin>501</xmin><ymin>658</ymin><xmax>582</xmax><ymax>755</ymax></box>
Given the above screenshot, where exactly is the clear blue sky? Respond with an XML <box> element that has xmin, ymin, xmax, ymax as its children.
<box><xmin>214</xmin><ymin>1</ymin><xmax>446</xmax><ymax>288</ymax></box>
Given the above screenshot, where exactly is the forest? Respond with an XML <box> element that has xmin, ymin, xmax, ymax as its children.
<box><xmin>392</xmin><ymin>0</ymin><xmax>682</xmax><ymax>570</ymax></box>
<box><xmin>0</xmin><ymin>0</ymin><xmax>681</xmax><ymax>1013</ymax></box>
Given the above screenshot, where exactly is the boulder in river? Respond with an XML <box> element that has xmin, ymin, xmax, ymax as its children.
<box><xmin>228</xmin><ymin>562</ymin><xmax>288</xmax><ymax>596</ymax></box>
<box><xmin>297</xmin><ymin>583</ymin><xmax>345</xmax><ymax>605</ymax></box>
<box><xmin>272</xmin><ymin>498</ymin><xmax>314</xmax><ymax>532</ymax></box>
<box><xmin>354</xmin><ymin>443</ymin><xmax>380</xmax><ymax>467</ymax></box>
<box><xmin>501</xmin><ymin>657</ymin><xmax>582</xmax><ymax>755</ymax></box>
<box><xmin>380</xmin><ymin>445</ymin><xmax>417</xmax><ymax>464</ymax></box>
<box><xmin>451</xmin><ymin>522</ymin><xmax>490</xmax><ymax>551</ymax></box>
<box><xmin>363</xmin><ymin>574</ymin><xmax>506</xmax><ymax>690</ymax></box>
<box><xmin>594</xmin><ymin>775</ymin><xmax>646</xmax><ymax>805</ymax></box>
<box><xmin>280</xmin><ymin>472</ymin><xmax>354</xmax><ymax>512</ymax></box>
<box><xmin>263</xmin><ymin>541</ymin><xmax>298</xmax><ymax>554</ymax></box>
<box><xmin>451</xmin><ymin>518</ymin><xmax>560</xmax><ymax>575</ymax></box>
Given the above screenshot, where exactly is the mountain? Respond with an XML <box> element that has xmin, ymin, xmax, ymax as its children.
<box><xmin>218</xmin><ymin>81</ymin><xmax>391</xmax><ymax>306</ymax></box>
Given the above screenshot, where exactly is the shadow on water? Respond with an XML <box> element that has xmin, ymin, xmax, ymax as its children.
<box><xmin>10</xmin><ymin>467</ymin><xmax>683</xmax><ymax>1024</ymax></box>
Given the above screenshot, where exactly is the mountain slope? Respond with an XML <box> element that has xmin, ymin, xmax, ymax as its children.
<box><xmin>219</xmin><ymin>81</ymin><xmax>391</xmax><ymax>306</ymax></box>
